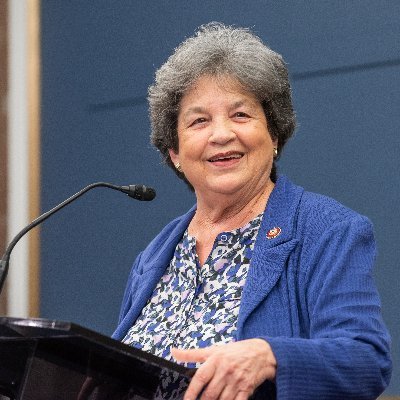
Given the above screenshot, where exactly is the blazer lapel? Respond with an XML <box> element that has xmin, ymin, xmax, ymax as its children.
<box><xmin>237</xmin><ymin>176</ymin><xmax>303</xmax><ymax>332</ymax></box>
<box><xmin>238</xmin><ymin>239</ymin><xmax>298</xmax><ymax>329</ymax></box>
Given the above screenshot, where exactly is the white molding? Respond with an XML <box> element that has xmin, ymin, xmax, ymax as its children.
<box><xmin>7</xmin><ymin>0</ymin><xmax>29</xmax><ymax>317</ymax></box>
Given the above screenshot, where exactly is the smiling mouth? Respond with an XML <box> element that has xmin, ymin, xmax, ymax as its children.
<box><xmin>208</xmin><ymin>152</ymin><xmax>244</xmax><ymax>162</ymax></box>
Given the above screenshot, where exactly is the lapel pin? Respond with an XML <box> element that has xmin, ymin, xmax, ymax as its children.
<box><xmin>267</xmin><ymin>227</ymin><xmax>281</xmax><ymax>239</ymax></box>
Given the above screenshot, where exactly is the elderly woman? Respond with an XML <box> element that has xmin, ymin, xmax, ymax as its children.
<box><xmin>112</xmin><ymin>23</ymin><xmax>391</xmax><ymax>399</ymax></box>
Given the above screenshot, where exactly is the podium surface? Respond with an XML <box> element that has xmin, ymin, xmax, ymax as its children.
<box><xmin>0</xmin><ymin>317</ymin><xmax>193</xmax><ymax>400</ymax></box>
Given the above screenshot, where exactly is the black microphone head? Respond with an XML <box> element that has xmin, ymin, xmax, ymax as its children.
<box><xmin>122</xmin><ymin>185</ymin><xmax>156</xmax><ymax>201</ymax></box>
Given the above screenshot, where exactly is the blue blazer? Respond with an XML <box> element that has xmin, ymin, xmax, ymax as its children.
<box><xmin>113</xmin><ymin>176</ymin><xmax>391</xmax><ymax>399</ymax></box>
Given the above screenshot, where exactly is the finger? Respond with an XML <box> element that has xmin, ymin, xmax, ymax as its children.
<box><xmin>184</xmin><ymin>361</ymin><xmax>216</xmax><ymax>400</ymax></box>
<box><xmin>204</xmin><ymin>364</ymin><xmax>249</xmax><ymax>400</ymax></box>
<box><xmin>217</xmin><ymin>384</ymin><xmax>241</xmax><ymax>400</ymax></box>
<box><xmin>198</xmin><ymin>366</ymin><xmax>226</xmax><ymax>400</ymax></box>
<box><xmin>171</xmin><ymin>347</ymin><xmax>212</xmax><ymax>363</ymax></box>
<box><xmin>234</xmin><ymin>390</ymin><xmax>252</xmax><ymax>400</ymax></box>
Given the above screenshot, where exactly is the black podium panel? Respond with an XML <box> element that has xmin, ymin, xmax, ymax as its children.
<box><xmin>0</xmin><ymin>318</ymin><xmax>193</xmax><ymax>400</ymax></box>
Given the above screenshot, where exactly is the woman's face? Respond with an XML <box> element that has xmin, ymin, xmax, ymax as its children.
<box><xmin>169</xmin><ymin>75</ymin><xmax>277</xmax><ymax>200</ymax></box>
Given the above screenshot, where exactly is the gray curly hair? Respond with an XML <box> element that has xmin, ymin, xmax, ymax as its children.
<box><xmin>148</xmin><ymin>22</ymin><xmax>296</xmax><ymax>186</ymax></box>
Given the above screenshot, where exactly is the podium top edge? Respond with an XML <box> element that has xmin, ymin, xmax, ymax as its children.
<box><xmin>0</xmin><ymin>316</ymin><xmax>71</xmax><ymax>330</ymax></box>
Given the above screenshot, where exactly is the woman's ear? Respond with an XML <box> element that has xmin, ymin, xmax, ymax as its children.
<box><xmin>168</xmin><ymin>149</ymin><xmax>179</xmax><ymax>166</ymax></box>
<box><xmin>272</xmin><ymin>138</ymin><xmax>278</xmax><ymax>154</ymax></box>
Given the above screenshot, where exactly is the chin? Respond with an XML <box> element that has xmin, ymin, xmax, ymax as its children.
<box><xmin>203</xmin><ymin>179</ymin><xmax>247</xmax><ymax>196</ymax></box>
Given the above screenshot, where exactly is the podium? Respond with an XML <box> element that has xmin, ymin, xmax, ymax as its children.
<box><xmin>0</xmin><ymin>317</ymin><xmax>193</xmax><ymax>400</ymax></box>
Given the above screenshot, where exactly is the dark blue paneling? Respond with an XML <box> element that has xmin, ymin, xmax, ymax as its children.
<box><xmin>40</xmin><ymin>1</ymin><xmax>400</xmax><ymax>394</ymax></box>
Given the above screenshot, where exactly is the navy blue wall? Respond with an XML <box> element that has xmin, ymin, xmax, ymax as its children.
<box><xmin>40</xmin><ymin>1</ymin><xmax>400</xmax><ymax>393</ymax></box>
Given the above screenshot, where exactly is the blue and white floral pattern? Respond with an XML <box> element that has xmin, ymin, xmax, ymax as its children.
<box><xmin>122</xmin><ymin>213</ymin><xmax>263</xmax><ymax>368</ymax></box>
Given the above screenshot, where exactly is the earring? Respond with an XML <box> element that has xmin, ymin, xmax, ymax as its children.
<box><xmin>175</xmin><ymin>163</ymin><xmax>183</xmax><ymax>173</ymax></box>
<box><xmin>273</xmin><ymin>148</ymin><xmax>278</xmax><ymax>157</ymax></box>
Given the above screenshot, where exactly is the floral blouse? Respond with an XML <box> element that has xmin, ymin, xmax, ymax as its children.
<box><xmin>122</xmin><ymin>213</ymin><xmax>263</xmax><ymax>368</ymax></box>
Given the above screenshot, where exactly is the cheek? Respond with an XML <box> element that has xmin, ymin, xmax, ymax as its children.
<box><xmin>243</xmin><ymin>130</ymin><xmax>273</xmax><ymax>149</ymax></box>
<box><xmin>179</xmin><ymin>135</ymin><xmax>208</xmax><ymax>159</ymax></box>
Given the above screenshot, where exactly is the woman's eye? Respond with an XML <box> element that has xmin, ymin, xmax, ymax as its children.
<box><xmin>190</xmin><ymin>117</ymin><xmax>207</xmax><ymax>126</ymax></box>
<box><xmin>234</xmin><ymin>112</ymin><xmax>249</xmax><ymax>118</ymax></box>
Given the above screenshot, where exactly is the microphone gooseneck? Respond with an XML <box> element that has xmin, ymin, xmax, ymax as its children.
<box><xmin>0</xmin><ymin>182</ymin><xmax>156</xmax><ymax>295</ymax></box>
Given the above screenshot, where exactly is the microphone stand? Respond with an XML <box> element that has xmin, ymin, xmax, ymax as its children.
<box><xmin>0</xmin><ymin>182</ymin><xmax>155</xmax><ymax>295</ymax></box>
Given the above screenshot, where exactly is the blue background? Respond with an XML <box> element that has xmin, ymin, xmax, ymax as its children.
<box><xmin>39</xmin><ymin>1</ymin><xmax>400</xmax><ymax>394</ymax></box>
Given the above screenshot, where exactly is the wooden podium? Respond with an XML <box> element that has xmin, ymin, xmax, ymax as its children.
<box><xmin>0</xmin><ymin>317</ymin><xmax>193</xmax><ymax>400</ymax></box>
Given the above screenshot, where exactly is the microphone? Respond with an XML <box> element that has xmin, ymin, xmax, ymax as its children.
<box><xmin>0</xmin><ymin>182</ymin><xmax>156</xmax><ymax>295</ymax></box>
<box><xmin>119</xmin><ymin>184</ymin><xmax>156</xmax><ymax>201</ymax></box>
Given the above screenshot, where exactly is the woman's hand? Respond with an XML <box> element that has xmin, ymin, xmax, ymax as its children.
<box><xmin>171</xmin><ymin>338</ymin><xmax>276</xmax><ymax>400</ymax></box>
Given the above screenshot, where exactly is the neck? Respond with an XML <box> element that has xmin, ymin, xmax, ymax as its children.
<box><xmin>190</xmin><ymin>179</ymin><xmax>275</xmax><ymax>235</ymax></box>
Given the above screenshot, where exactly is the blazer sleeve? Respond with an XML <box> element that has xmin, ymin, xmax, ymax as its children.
<box><xmin>264</xmin><ymin>216</ymin><xmax>392</xmax><ymax>400</ymax></box>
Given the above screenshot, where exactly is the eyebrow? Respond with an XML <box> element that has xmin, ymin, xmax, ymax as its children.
<box><xmin>229</xmin><ymin>100</ymin><xmax>249</xmax><ymax>111</ymax></box>
<box><xmin>181</xmin><ymin>107</ymin><xmax>206</xmax><ymax>120</ymax></box>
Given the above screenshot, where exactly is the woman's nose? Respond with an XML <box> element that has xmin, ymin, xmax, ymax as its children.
<box><xmin>208</xmin><ymin>120</ymin><xmax>236</xmax><ymax>144</ymax></box>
